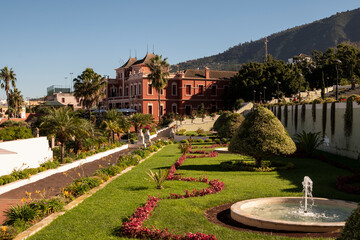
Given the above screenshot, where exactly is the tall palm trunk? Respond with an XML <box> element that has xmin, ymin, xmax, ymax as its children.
<box><xmin>158</xmin><ymin>90</ymin><xmax>161</xmax><ymax>122</ymax></box>
<box><xmin>7</xmin><ymin>91</ymin><xmax>10</xmax><ymax>120</ymax></box>
<box><xmin>61</xmin><ymin>143</ymin><xmax>65</xmax><ymax>164</ymax></box>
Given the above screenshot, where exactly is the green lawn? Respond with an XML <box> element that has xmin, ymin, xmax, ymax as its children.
<box><xmin>29</xmin><ymin>144</ymin><xmax>360</xmax><ymax>240</ymax></box>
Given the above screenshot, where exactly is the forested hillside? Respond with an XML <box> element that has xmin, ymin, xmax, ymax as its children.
<box><xmin>174</xmin><ymin>8</ymin><xmax>360</xmax><ymax>71</ymax></box>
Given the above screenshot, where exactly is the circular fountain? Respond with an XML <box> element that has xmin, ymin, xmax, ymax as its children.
<box><xmin>230</xmin><ymin>177</ymin><xmax>358</xmax><ymax>232</ymax></box>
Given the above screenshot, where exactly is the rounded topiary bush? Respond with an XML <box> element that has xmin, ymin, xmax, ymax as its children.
<box><xmin>213</xmin><ymin>111</ymin><xmax>244</xmax><ymax>138</ymax></box>
<box><xmin>340</xmin><ymin>204</ymin><xmax>360</xmax><ymax>240</ymax></box>
<box><xmin>229</xmin><ymin>107</ymin><xmax>296</xmax><ymax>166</ymax></box>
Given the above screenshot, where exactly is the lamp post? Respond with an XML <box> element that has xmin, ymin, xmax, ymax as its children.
<box><xmin>70</xmin><ymin>73</ymin><xmax>73</xmax><ymax>92</ymax></box>
<box><xmin>298</xmin><ymin>73</ymin><xmax>303</xmax><ymax>102</ymax></box>
<box><xmin>253</xmin><ymin>90</ymin><xmax>256</xmax><ymax>103</ymax></box>
<box><xmin>334</xmin><ymin>59</ymin><xmax>342</xmax><ymax>100</ymax></box>
<box><xmin>263</xmin><ymin>86</ymin><xmax>267</xmax><ymax>102</ymax></box>
<box><xmin>326</xmin><ymin>77</ymin><xmax>329</xmax><ymax>88</ymax></box>
<box><xmin>276</xmin><ymin>81</ymin><xmax>281</xmax><ymax>102</ymax></box>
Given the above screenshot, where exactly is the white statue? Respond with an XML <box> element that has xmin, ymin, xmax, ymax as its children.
<box><xmin>144</xmin><ymin>129</ymin><xmax>150</xmax><ymax>143</ymax></box>
<box><xmin>137</xmin><ymin>129</ymin><xmax>144</xmax><ymax>145</ymax></box>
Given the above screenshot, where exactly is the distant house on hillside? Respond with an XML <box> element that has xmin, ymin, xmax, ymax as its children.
<box><xmin>104</xmin><ymin>53</ymin><xmax>237</xmax><ymax>120</ymax></box>
<box><xmin>288</xmin><ymin>53</ymin><xmax>312</xmax><ymax>64</ymax></box>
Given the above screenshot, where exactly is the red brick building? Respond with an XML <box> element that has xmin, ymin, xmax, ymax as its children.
<box><xmin>104</xmin><ymin>53</ymin><xmax>237</xmax><ymax>120</ymax></box>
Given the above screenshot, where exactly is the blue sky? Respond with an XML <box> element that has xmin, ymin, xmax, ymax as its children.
<box><xmin>0</xmin><ymin>0</ymin><xmax>359</xmax><ymax>98</ymax></box>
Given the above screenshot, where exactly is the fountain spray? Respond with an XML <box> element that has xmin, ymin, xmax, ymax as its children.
<box><xmin>302</xmin><ymin>176</ymin><xmax>313</xmax><ymax>213</ymax></box>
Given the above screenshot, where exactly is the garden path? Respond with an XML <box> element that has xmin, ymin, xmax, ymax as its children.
<box><xmin>0</xmin><ymin>147</ymin><xmax>134</xmax><ymax>224</ymax></box>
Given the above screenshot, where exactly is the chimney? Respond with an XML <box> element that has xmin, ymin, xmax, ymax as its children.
<box><xmin>205</xmin><ymin>67</ymin><xmax>210</xmax><ymax>79</ymax></box>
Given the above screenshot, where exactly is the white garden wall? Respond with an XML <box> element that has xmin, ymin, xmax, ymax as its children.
<box><xmin>170</xmin><ymin>116</ymin><xmax>219</xmax><ymax>132</ymax></box>
<box><xmin>272</xmin><ymin>103</ymin><xmax>360</xmax><ymax>160</ymax></box>
<box><xmin>0</xmin><ymin>137</ymin><xmax>53</xmax><ymax>176</ymax></box>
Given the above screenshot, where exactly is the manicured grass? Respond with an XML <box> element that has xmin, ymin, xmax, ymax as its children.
<box><xmin>29</xmin><ymin>144</ymin><xmax>360</xmax><ymax>240</ymax></box>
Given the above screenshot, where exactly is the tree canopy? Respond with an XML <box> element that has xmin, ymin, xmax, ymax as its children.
<box><xmin>73</xmin><ymin>68</ymin><xmax>107</xmax><ymax>119</ymax></box>
<box><xmin>225</xmin><ymin>56</ymin><xmax>305</xmax><ymax>108</ymax></box>
<box><xmin>224</xmin><ymin>43</ymin><xmax>360</xmax><ymax>109</ymax></box>
<box><xmin>8</xmin><ymin>88</ymin><xmax>24</xmax><ymax>118</ymax></box>
<box><xmin>228</xmin><ymin>107</ymin><xmax>296</xmax><ymax>166</ymax></box>
<box><xmin>213</xmin><ymin>111</ymin><xmax>244</xmax><ymax>139</ymax></box>
<box><xmin>0</xmin><ymin>67</ymin><xmax>17</xmax><ymax>119</ymax></box>
<box><xmin>40</xmin><ymin>107</ymin><xmax>84</xmax><ymax>163</ymax></box>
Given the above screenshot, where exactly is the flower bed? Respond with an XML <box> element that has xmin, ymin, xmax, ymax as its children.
<box><xmin>121</xmin><ymin>144</ymin><xmax>224</xmax><ymax>239</ymax></box>
<box><xmin>336</xmin><ymin>175</ymin><xmax>360</xmax><ymax>194</ymax></box>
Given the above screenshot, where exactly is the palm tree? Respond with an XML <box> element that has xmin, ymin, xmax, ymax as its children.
<box><xmin>73</xmin><ymin>118</ymin><xmax>94</xmax><ymax>154</ymax></box>
<box><xmin>101</xmin><ymin>109</ymin><xmax>131</xmax><ymax>142</ymax></box>
<box><xmin>8</xmin><ymin>88</ymin><xmax>24</xmax><ymax>118</ymax></box>
<box><xmin>146</xmin><ymin>55</ymin><xmax>169</xmax><ymax>121</ymax></box>
<box><xmin>102</xmin><ymin>119</ymin><xmax>119</xmax><ymax>144</ymax></box>
<box><xmin>0</xmin><ymin>67</ymin><xmax>17</xmax><ymax>120</ymax></box>
<box><xmin>73</xmin><ymin>68</ymin><xmax>107</xmax><ymax>120</ymax></box>
<box><xmin>130</xmin><ymin>113</ymin><xmax>155</xmax><ymax>133</ymax></box>
<box><xmin>40</xmin><ymin>107</ymin><xmax>81</xmax><ymax>163</ymax></box>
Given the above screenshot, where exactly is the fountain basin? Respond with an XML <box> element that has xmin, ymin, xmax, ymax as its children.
<box><xmin>231</xmin><ymin>197</ymin><xmax>357</xmax><ymax>233</ymax></box>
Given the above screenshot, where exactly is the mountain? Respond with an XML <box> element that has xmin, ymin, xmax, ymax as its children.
<box><xmin>174</xmin><ymin>8</ymin><xmax>360</xmax><ymax>71</ymax></box>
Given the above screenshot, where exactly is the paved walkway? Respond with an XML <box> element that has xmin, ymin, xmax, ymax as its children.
<box><xmin>0</xmin><ymin>147</ymin><xmax>132</xmax><ymax>224</ymax></box>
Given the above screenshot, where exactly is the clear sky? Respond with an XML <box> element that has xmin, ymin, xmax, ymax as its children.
<box><xmin>0</xmin><ymin>0</ymin><xmax>359</xmax><ymax>99</ymax></box>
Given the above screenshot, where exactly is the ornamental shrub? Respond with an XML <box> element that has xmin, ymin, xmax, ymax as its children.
<box><xmin>29</xmin><ymin>198</ymin><xmax>64</xmax><ymax>218</ymax></box>
<box><xmin>294</xmin><ymin>131</ymin><xmax>324</xmax><ymax>156</ymax></box>
<box><xmin>229</xmin><ymin>107</ymin><xmax>296</xmax><ymax>166</ymax></box>
<box><xmin>145</xmin><ymin>169</ymin><xmax>169</xmax><ymax>189</ymax></box>
<box><xmin>213</xmin><ymin>111</ymin><xmax>244</xmax><ymax>138</ymax></box>
<box><xmin>340</xmin><ymin>203</ymin><xmax>360</xmax><ymax>240</ymax></box>
<box><xmin>4</xmin><ymin>203</ymin><xmax>38</xmax><ymax>225</ymax></box>
<box><xmin>0</xmin><ymin>120</ymin><xmax>28</xmax><ymax>128</ymax></box>
<box><xmin>0</xmin><ymin>126</ymin><xmax>33</xmax><ymax>141</ymax></box>
<box><xmin>63</xmin><ymin>177</ymin><xmax>101</xmax><ymax>197</ymax></box>
<box><xmin>0</xmin><ymin>175</ymin><xmax>16</xmax><ymax>185</ymax></box>
<box><xmin>132</xmin><ymin>149</ymin><xmax>147</xmax><ymax>159</ymax></box>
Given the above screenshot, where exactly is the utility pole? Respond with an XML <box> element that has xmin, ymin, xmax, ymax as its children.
<box><xmin>264</xmin><ymin>36</ymin><xmax>268</xmax><ymax>62</ymax></box>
